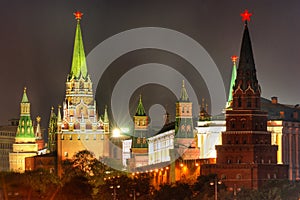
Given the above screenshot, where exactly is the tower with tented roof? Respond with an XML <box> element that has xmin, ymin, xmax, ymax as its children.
<box><xmin>56</xmin><ymin>11</ymin><xmax>110</xmax><ymax>176</ymax></box>
<box><xmin>201</xmin><ymin>9</ymin><xmax>288</xmax><ymax>190</ymax></box>
<box><xmin>9</xmin><ymin>87</ymin><xmax>39</xmax><ymax>172</ymax></box>
<box><xmin>129</xmin><ymin>95</ymin><xmax>149</xmax><ymax>168</ymax></box>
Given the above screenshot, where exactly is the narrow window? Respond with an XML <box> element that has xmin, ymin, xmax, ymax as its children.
<box><xmin>238</xmin><ymin>96</ymin><xmax>242</xmax><ymax>107</ymax></box>
<box><xmin>247</xmin><ymin>95</ymin><xmax>251</xmax><ymax>107</ymax></box>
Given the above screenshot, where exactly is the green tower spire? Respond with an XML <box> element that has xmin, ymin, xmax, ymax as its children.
<box><xmin>135</xmin><ymin>95</ymin><xmax>146</xmax><ymax>116</ymax></box>
<box><xmin>103</xmin><ymin>105</ymin><xmax>109</xmax><ymax>123</ymax></box>
<box><xmin>179</xmin><ymin>80</ymin><xmax>189</xmax><ymax>102</ymax></box>
<box><xmin>21</xmin><ymin>87</ymin><xmax>29</xmax><ymax>103</ymax></box>
<box><xmin>16</xmin><ymin>87</ymin><xmax>35</xmax><ymax>139</ymax></box>
<box><xmin>69</xmin><ymin>11</ymin><xmax>88</xmax><ymax>80</ymax></box>
<box><xmin>226</xmin><ymin>56</ymin><xmax>238</xmax><ymax>109</ymax></box>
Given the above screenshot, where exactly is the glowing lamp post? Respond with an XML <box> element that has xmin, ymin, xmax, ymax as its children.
<box><xmin>110</xmin><ymin>185</ymin><xmax>120</xmax><ymax>200</ymax></box>
<box><xmin>112</xmin><ymin>128</ymin><xmax>121</xmax><ymax>138</ymax></box>
<box><xmin>210</xmin><ymin>178</ymin><xmax>222</xmax><ymax>200</ymax></box>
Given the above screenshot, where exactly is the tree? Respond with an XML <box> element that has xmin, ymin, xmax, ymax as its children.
<box><xmin>61</xmin><ymin>150</ymin><xmax>117</xmax><ymax>198</ymax></box>
<box><xmin>56</xmin><ymin>175</ymin><xmax>93</xmax><ymax>200</ymax></box>
<box><xmin>192</xmin><ymin>174</ymin><xmax>228</xmax><ymax>200</ymax></box>
<box><xmin>153</xmin><ymin>182</ymin><xmax>193</xmax><ymax>200</ymax></box>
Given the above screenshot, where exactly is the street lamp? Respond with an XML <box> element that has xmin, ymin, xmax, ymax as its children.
<box><xmin>112</xmin><ymin>128</ymin><xmax>121</xmax><ymax>138</ymax></box>
<box><xmin>210</xmin><ymin>178</ymin><xmax>222</xmax><ymax>200</ymax></box>
<box><xmin>232</xmin><ymin>184</ymin><xmax>241</xmax><ymax>200</ymax></box>
<box><xmin>110</xmin><ymin>185</ymin><xmax>120</xmax><ymax>200</ymax></box>
<box><xmin>129</xmin><ymin>189</ymin><xmax>140</xmax><ymax>200</ymax></box>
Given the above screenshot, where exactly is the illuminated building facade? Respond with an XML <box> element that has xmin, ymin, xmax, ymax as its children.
<box><xmin>9</xmin><ymin>88</ymin><xmax>39</xmax><ymax>173</ymax></box>
<box><xmin>0</xmin><ymin>120</ymin><xmax>17</xmax><ymax>171</ymax></box>
<box><xmin>135</xmin><ymin>81</ymin><xmax>200</xmax><ymax>186</ymax></box>
<box><xmin>264</xmin><ymin>97</ymin><xmax>300</xmax><ymax>181</ymax></box>
<box><xmin>56</xmin><ymin>12</ymin><xmax>109</xmax><ymax>175</ymax></box>
<box><xmin>148</xmin><ymin>128</ymin><xmax>174</xmax><ymax>165</ymax></box>
<box><xmin>201</xmin><ymin>10</ymin><xmax>288</xmax><ymax>189</ymax></box>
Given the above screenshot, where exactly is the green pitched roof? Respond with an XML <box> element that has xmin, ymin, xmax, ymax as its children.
<box><xmin>226</xmin><ymin>59</ymin><xmax>237</xmax><ymax>108</ymax></box>
<box><xmin>179</xmin><ymin>80</ymin><xmax>189</xmax><ymax>102</ymax></box>
<box><xmin>135</xmin><ymin>95</ymin><xmax>146</xmax><ymax>116</ymax></box>
<box><xmin>69</xmin><ymin>18</ymin><xmax>88</xmax><ymax>80</ymax></box>
<box><xmin>16</xmin><ymin>87</ymin><xmax>35</xmax><ymax>138</ymax></box>
<box><xmin>21</xmin><ymin>87</ymin><xmax>29</xmax><ymax>103</ymax></box>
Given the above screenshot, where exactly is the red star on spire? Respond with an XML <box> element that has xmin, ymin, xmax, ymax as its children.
<box><xmin>240</xmin><ymin>9</ymin><xmax>252</xmax><ymax>22</ymax></box>
<box><xmin>74</xmin><ymin>11</ymin><xmax>83</xmax><ymax>21</ymax></box>
<box><xmin>231</xmin><ymin>55</ymin><xmax>238</xmax><ymax>64</ymax></box>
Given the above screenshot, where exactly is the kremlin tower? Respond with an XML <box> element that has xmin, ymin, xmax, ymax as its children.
<box><xmin>201</xmin><ymin>10</ymin><xmax>288</xmax><ymax>189</ymax></box>
<box><xmin>130</xmin><ymin>95</ymin><xmax>149</xmax><ymax>168</ymax></box>
<box><xmin>175</xmin><ymin>80</ymin><xmax>197</xmax><ymax>152</ymax></box>
<box><xmin>226</xmin><ymin>56</ymin><xmax>238</xmax><ymax>109</ymax></box>
<box><xmin>56</xmin><ymin>12</ymin><xmax>109</xmax><ymax>175</ymax></box>
<box><xmin>9</xmin><ymin>87</ymin><xmax>39</xmax><ymax>172</ymax></box>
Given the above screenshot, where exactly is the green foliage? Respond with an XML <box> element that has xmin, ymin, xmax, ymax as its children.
<box><xmin>154</xmin><ymin>182</ymin><xmax>193</xmax><ymax>200</ymax></box>
<box><xmin>61</xmin><ymin>150</ymin><xmax>122</xmax><ymax>198</ymax></box>
<box><xmin>24</xmin><ymin>168</ymin><xmax>61</xmax><ymax>194</ymax></box>
<box><xmin>1</xmin><ymin>170</ymin><xmax>60</xmax><ymax>199</ymax></box>
<box><xmin>56</xmin><ymin>175</ymin><xmax>93</xmax><ymax>200</ymax></box>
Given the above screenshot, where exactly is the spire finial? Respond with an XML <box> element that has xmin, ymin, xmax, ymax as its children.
<box><xmin>21</xmin><ymin>86</ymin><xmax>29</xmax><ymax>103</ymax></box>
<box><xmin>241</xmin><ymin>9</ymin><xmax>252</xmax><ymax>24</ymax></box>
<box><xmin>136</xmin><ymin>94</ymin><xmax>146</xmax><ymax>116</ymax></box>
<box><xmin>36</xmin><ymin>116</ymin><xmax>41</xmax><ymax>123</ymax></box>
<box><xmin>74</xmin><ymin>11</ymin><xmax>83</xmax><ymax>21</ymax></box>
<box><xmin>180</xmin><ymin>80</ymin><xmax>189</xmax><ymax>101</ymax></box>
<box><xmin>231</xmin><ymin>55</ymin><xmax>238</xmax><ymax>65</ymax></box>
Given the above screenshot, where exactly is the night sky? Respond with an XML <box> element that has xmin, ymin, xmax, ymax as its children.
<box><xmin>1</xmin><ymin>0</ymin><xmax>300</xmax><ymax>129</ymax></box>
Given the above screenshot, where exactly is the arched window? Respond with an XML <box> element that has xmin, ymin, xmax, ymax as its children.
<box><xmin>238</xmin><ymin>96</ymin><xmax>242</xmax><ymax>107</ymax></box>
<box><xmin>231</xmin><ymin>121</ymin><xmax>235</xmax><ymax>129</ymax></box>
<box><xmin>247</xmin><ymin>95</ymin><xmax>251</xmax><ymax>107</ymax></box>
<box><xmin>186</xmin><ymin>125</ymin><xmax>191</xmax><ymax>132</ymax></box>
<box><xmin>181</xmin><ymin>125</ymin><xmax>185</xmax><ymax>131</ymax></box>
<box><xmin>221</xmin><ymin>174</ymin><xmax>227</xmax><ymax>180</ymax></box>
<box><xmin>236</xmin><ymin>174</ymin><xmax>242</xmax><ymax>179</ymax></box>
<box><xmin>241</xmin><ymin>118</ymin><xmax>246</xmax><ymax>129</ymax></box>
